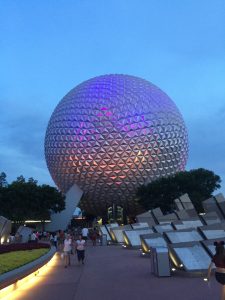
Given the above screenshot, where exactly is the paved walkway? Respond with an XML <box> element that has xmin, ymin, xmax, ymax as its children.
<box><xmin>8</xmin><ymin>243</ymin><xmax>220</xmax><ymax>300</ymax></box>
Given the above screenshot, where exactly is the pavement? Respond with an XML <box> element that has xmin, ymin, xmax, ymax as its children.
<box><xmin>6</xmin><ymin>242</ymin><xmax>221</xmax><ymax>300</ymax></box>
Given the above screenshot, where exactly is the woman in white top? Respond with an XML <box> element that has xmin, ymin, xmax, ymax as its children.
<box><xmin>63</xmin><ymin>234</ymin><xmax>72</xmax><ymax>268</ymax></box>
<box><xmin>76</xmin><ymin>235</ymin><xmax>86</xmax><ymax>264</ymax></box>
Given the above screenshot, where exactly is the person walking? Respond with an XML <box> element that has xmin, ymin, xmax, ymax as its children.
<box><xmin>207</xmin><ymin>241</ymin><xmax>225</xmax><ymax>300</ymax></box>
<box><xmin>50</xmin><ymin>233</ymin><xmax>54</xmax><ymax>246</ymax></box>
<box><xmin>91</xmin><ymin>227</ymin><xmax>99</xmax><ymax>246</ymax></box>
<box><xmin>81</xmin><ymin>226</ymin><xmax>89</xmax><ymax>241</ymax></box>
<box><xmin>63</xmin><ymin>234</ymin><xmax>72</xmax><ymax>268</ymax></box>
<box><xmin>53</xmin><ymin>233</ymin><xmax>58</xmax><ymax>249</ymax></box>
<box><xmin>31</xmin><ymin>231</ymin><xmax>37</xmax><ymax>243</ymax></box>
<box><xmin>58</xmin><ymin>230</ymin><xmax>65</xmax><ymax>252</ymax></box>
<box><xmin>76</xmin><ymin>235</ymin><xmax>86</xmax><ymax>264</ymax></box>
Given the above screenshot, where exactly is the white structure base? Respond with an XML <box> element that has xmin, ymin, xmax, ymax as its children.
<box><xmin>45</xmin><ymin>184</ymin><xmax>83</xmax><ymax>232</ymax></box>
<box><xmin>17</xmin><ymin>226</ymin><xmax>33</xmax><ymax>243</ymax></box>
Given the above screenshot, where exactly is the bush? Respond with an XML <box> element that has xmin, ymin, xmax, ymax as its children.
<box><xmin>0</xmin><ymin>242</ymin><xmax>50</xmax><ymax>254</ymax></box>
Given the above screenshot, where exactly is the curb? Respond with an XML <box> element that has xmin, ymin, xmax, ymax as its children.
<box><xmin>0</xmin><ymin>246</ymin><xmax>56</xmax><ymax>290</ymax></box>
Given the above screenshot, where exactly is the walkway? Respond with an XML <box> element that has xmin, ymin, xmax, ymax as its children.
<box><xmin>6</xmin><ymin>243</ymin><xmax>220</xmax><ymax>300</ymax></box>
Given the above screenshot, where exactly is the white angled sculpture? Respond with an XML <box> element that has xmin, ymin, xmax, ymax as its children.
<box><xmin>46</xmin><ymin>184</ymin><xmax>83</xmax><ymax>232</ymax></box>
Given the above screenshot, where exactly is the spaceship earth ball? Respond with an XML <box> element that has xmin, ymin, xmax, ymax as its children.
<box><xmin>45</xmin><ymin>74</ymin><xmax>188</xmax><ymax>215</ymax></box>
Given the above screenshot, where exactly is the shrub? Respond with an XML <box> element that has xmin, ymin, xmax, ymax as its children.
<box><xmin>0</xmin><ymin>242</ymin><xmax>50</xmax><ymax>254</ymax></box>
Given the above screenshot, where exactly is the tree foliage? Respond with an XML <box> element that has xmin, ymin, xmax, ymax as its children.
<box><xmin>0</xmin><ymin>173</ymin><xmax>65</xmax><ymax>223</ymax></box>
<box><xmin>0</xmin><ymin>172</ymin><xmax>8</xmax><ymax>188</ymax></box>
<box><xmin>137</xmin><ymin>168</ymin><xmax>221</xmax><ymax>213</ymax></box>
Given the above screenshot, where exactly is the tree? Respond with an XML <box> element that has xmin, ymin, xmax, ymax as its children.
<box><xmin>0</xmin><ymin>174</ymin><xmax>65</xmax><ymax>226</ymax></box>
<box><xmin>0</xmin><ymin>172</ymin><xmax>8</xmax><ymax>187</ymax></box>
<box><xmin>34</xmin><ymin>184</ymin><xmax>65</xmax><ymax>223</ymax></box>
<box><xmin>137</xmin><ymin>168</ymin><xmax>221</xmax><ymax>213</ymax></box>
<box><xmin>3</xmin><ymin>176</ymin><xmax>40</xmax><ymax>222</ymax></box>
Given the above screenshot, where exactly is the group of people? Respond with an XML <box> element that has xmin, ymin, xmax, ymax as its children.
<box><xmin>54</xmin><ymin>226</ymin><xmax>99</xmax><ymax>268</ymax></box>
<box><xmin>29</xmin><ymin>231</ymin><xmax>51</xmax><ymax>242</ymax></box>
<box><xmin>62</xmin><ymin>233</ymin><xmax>86</xmax><ymax>268</ymax></box>
<box><xmin>61</xmin><ymin>237</ymin><xmax>225</xmax><ymax>297</ymax></box>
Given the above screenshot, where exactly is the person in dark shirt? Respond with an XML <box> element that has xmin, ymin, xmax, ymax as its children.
<box><xmin>90</xmin><ymin>227</ymin><xmax>99</xmax><ymax>246</ymax></box>
<box><xmin>207</xmin><ymin>241</ymin><xmax>225</xmax><ymax>300</ymax></box>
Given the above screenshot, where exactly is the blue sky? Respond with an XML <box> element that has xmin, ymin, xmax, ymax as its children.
<box><xmin>1</xmin><ymin>1</ymin><xmax>225</xmax><ymax>195</ymax></box>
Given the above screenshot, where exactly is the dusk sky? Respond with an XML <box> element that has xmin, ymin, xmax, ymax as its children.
<box><xmin>1</xmin><ymin>1</ymin><xmax>225</xmax><ymax>195</ymax></box>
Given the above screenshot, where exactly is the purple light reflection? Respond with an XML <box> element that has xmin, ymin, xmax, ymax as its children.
<box><xmin>45</xmin><ymin>74</ymin><xmax>188</xmax><ymax>215</ymax></box>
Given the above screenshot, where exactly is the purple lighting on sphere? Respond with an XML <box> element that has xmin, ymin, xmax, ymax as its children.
<box><xmin>45</xmin><ymin>74</ymin><xmax>188</xmax><ymax>215</ymax></box>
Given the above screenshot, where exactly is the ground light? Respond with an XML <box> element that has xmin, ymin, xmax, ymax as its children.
<box><xmin>123</xmin><ymin>235</ymin><xmax>129</xmax><ymax>246</ymax></box>
<box><xmin>168</xmin><ymin>252</ymin><xmax>179</xmax><ymax>268</ymax></box>
<box><xmin>0</xmin><ymin>253</ymin><xmax>58</xmax><ymax>300</ymax></box>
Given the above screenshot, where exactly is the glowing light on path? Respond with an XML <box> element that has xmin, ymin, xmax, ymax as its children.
<box><xmin>0</xmin><ymin>254</ymin><xmax>58</xmax><ymax>300</ymax></box>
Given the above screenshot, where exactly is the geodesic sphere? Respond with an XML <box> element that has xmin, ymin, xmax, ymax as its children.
<box><xmin>45</xmin><ymin>74</ymin><xmax>188</xmax><ymax>215</ymax></box>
